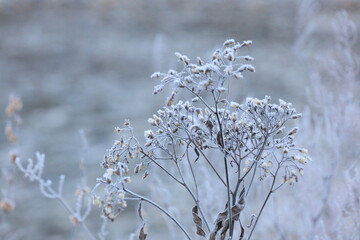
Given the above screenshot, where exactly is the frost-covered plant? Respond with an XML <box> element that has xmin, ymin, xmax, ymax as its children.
<box><xmin>93</xmin><ymin>39</ymin><xmax>309</xmax><ymax>239</ymax></box>
<box><xmin>15</xmin><ymin>152</ymin><xmax>96</xmax><ymax>239</ymax></box>
<box><xmin>12</xmin><ymin>105</ymin><xmax>106</xmax><ymax>239</ymax></box>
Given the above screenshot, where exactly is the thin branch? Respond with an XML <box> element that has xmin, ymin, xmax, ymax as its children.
<box><xmin>247</xmin><ymin>167</ymin><xmax>279</xmax><ymax>240</ymax></box>
<box><xmin>124</xmin><ymin>188</ymin><xmax>192</xmax><ymax>240</ymax></box>
<box><xmin>140</xmin><ymin>150</ymin><xmax>184</xmax><ymax>185</ymax></box>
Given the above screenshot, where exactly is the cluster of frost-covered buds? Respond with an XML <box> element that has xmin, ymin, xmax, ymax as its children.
<box><xmin>143</xmin><ymin>94</ymin><xmax>310</xmax><ymax>185</ymax></box>
<box><xmin>231</xmin><ymin>97</ymin><xmax>310</xmax><ymax>183</ymax></box>
<box><xmin>95</xmin><ymin>120</ymin><xmax>147</xmax><ymax>220</ymax></box>
<box><xmin>92</xmin><ymin>188</ymin><xmax>127</xmax><ymax>221</ymax></box>
<box><xmin>151</xmin><ymin>39</ymin><xmax>255</xmax><ymax>106</ymax></box>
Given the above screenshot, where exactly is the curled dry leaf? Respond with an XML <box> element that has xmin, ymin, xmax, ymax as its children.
<box><xmin>231</xmin><ymin>204</ymin><xmax>242</xmax><ymax>221</ymax></box>
<box><xmin>240</xmin><ymin>223</ymin><xmax>245</xmax><ymax>240</ymax></box>
<box><xmin>194</xmin><ymin>148</ymin><xmax>200</xmax><ymax>162</ymax></box>
<box><xmin>217</xmin><ymin>131</ymin><xmax>224</xmax><ymax>148</ymax></box>
<box><xmin>138</xmin><ymin>225</ymin><xmax>147</xmax><ymax>240</ymax></box>
<box><xmin>192</xmin><ymin>206</ymin><xmax>206</xmax><ymax>237</ymax></box>
<box><xmin>210</xmin><ymin>210</ymin><xmax>227</xmax><ymax>240</ymax></box>
<box><xmin>138</xmin><ymin>201</ymin><xmax>144</xmax><ymax>222</ymax></box>
<box><xmin>142</xmin><ymin>170</ymin><xmax>149</xmax><ymax>179</ymax></box>
<box><xmin>137</xmin><ymin>202</ymin><xmax>147</xmax><ymax>240</ymax></box>
<box><xmin>211</xmin><ymin>193</ymin><xmax>245</xmax><ymax>240</ymax></box>
<box><xmin>205</xmin><ymin>119</ymin><xmax>214</xmax><ymax>135</ymax></box>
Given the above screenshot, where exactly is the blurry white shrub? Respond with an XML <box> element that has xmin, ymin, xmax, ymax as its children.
<box><xmin>260</xmin><ymin>3</ymin><xmax>360</xmax><ymax>239</ymax></box>
<box><xmin>298</xmin><ymin>10</ymin><xmax>360</xmax><ymax>240</ymax></box>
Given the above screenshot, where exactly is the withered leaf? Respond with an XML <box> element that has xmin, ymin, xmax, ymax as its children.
<box><xmin>194</xmin><ymin>148</ymin><xmax>200</xmax><ymax>162</ymax></box>
<box><xmin>206</xmin><ymin>119</ymin><xmax>214</xmax><ymax>134</ymax></box>
<box><xmin>237</xmin><ymin>187</ymin><xmax>246</xmax><ymax>212</ymax></box>
<box><xmin>192</xmin><ymin>206</ymin><xmax>206</xmax><ymax>237</ymax></box>
<box><xmin>239</xmin><ymin>187</ymin><xmax>245</xmax><ymax>202</ymax></box>
<box><xmin>142</xmin><ymin>170</ymin><xmax>149</xmax><ymax>179</ymax></box>
<box><xmin>239</xmin><ymin>223</ymin><xmax>245</xmax><ymax>240</ymax></box>
<box><xmin>217</xmin><ymin>131</ymin><xmax>224</xmax><ymax>148</ymax></box>
<box><xmin>231</xmin><ymin>204</ymin><xmax>242</xmax><ymax>221</ymax></box>
<box><xmin>220</xmin><ymin>219</ymin><xmax>229</xmax><ymax>240</ymax></box>
<box><xmin>210</xmin><ymin>210</ymin><xmax>228</xmax><ymax>240</ymax></box>
<box><xmin>138</xmin><ymin>225</ymin><xmax>147</xmax><ymax>240</ymax></box>
<box><xmin>137</xmin><ymin>202</ymin><xmax>144</xmax><ymax>222</ymax></box>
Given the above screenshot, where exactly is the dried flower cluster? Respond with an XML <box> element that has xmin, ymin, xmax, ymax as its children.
<box><xmin>4</xmin><ymin>94</ymin><xmax>22</xmax><ymax>144</ymax></box>
<box><xmin>0</xmin><ymin>95</ymin><xmax>23</xmax><ymax>239</ymax></box>
<box><xmin>1</xmin><ymin>95</ymin><xmax>23</xmax><ymax>213</ymax></box>
<box><xmin>0</xmin><ymin>198</ymin><xmax>15</xmax><ymax>213</ymax></box>
<box><xmin>94</xmin><ymin>39</ymin><xmax>309</xmax><ymax>240</ymax></box>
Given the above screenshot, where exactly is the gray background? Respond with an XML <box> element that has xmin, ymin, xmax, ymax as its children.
<box><xmin>0</xmin><ymin>0</ymin><xmax>359</xmax><ymax>239</ymax></box>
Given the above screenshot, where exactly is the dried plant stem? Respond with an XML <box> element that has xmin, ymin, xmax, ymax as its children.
<box><xmin>57</xmin><ymin>196</ymin><xmax>96</xmax><ymax>240</ymax></box>
<box><xmin>246</xmin><ymin>139</ymin><xmax>267</xmax><ymax>197</ymax></box>
<box><xmin>184</xmin><ymin>86</ymin><xmax>216</xmax><ymax>114</ymax></box>
<box><xmin>185</xmin><ymin>147</ymin><xmax>199</xmax><ymax>198</ymax></box>
<box><xmin>177</xmin><ymin>116</ymin><xmax>227</xmax><ymax>187</ymax></box>
<box><xmin>184</xmin><ymin>147</ymin><xmax>212</xmax><ymax>232</ymax></box>
<box><xmin>156</xmin><ymin>136</ymin><xmax>211</xmax><ymax>233</ymax></box>
<box><xmin>19</xmin><ymin>171</ymin><xmax>96</xmax><ymax>239</ymax></box>
<box><xmin>15</xmin><ymin>156</ymin><xmax>96</xmax><ymax>240</ymax></box>
<box><xmin>213</xmin><ymin>90</ymin><xmax>234</xmax><ymax>238</ymax></box>
<box><xmin>180</xmin><ymin>172</ymin><xmax>211</xmax><ymax>232</ymax></box>
<box><xmin>174</xmin><ymin>151</ymin><xmax>211</xmax><ymax>232</ymax></box>
<box><xmin>140</xmin><ymin>150</ymin><xmax>183</xmax><ymax>185</ymax></box>
<box><xmin>224</xmin><ymin>156</ymin><xmax>233</xmax><ymax>238</ymax></box>
<box><xmin>123</xmin><ymin>188</ymin><xmax>192</xmax><ymax>240</ymax></box>
<box><xmin>247</xmin><ymin>167</ymin><xmax>279</xmax><ymax>240</ymax></box>
<box><xmin>188</xmin><ymin>139</ymin><xmax>227</xmax><ymax>187</ymax></box>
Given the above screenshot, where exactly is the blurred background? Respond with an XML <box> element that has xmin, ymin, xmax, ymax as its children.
<box><xmin>0</xmin><ymin>0</ymin><xmax>359</xmax><ymax>239</ymax></box>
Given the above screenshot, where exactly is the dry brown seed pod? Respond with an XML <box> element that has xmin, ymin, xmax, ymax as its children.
<box><xmin>0</xmin><ymin>199</ymin><xmax>15</xmax><ymax>212</ymax></box>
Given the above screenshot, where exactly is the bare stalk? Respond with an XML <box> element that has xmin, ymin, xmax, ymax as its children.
<box><xmin>248</xmin><ymin>167</ymin><xmax>279</xmax><ymax>240</ymax></box>
<box><xmin>124</xmin><ymin>188</ymin><xmax>192</xmax><ymax>240</ymax></box>
<box><xmin>213</xmin><ymin>90</ymin><xmax>234</xmax><ymax>238</ymax></box>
